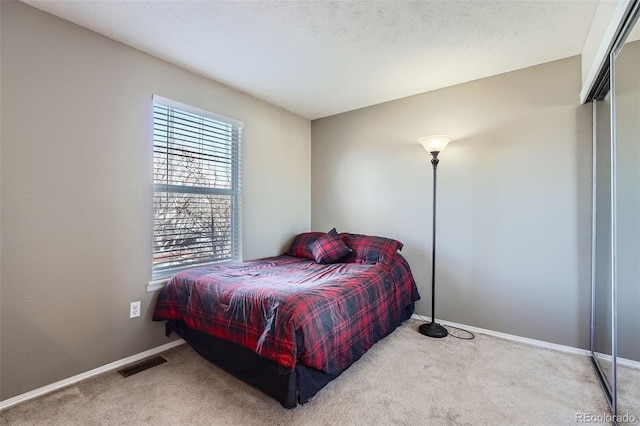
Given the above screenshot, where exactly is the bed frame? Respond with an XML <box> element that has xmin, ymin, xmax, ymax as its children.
<box><xmin>165</xmin><ymin>302</ymin><xmax>415</xmax><ymax>408</ymax></box>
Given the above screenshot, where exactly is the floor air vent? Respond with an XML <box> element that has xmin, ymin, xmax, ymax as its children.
<box><xmin>118</xmin><ymin>356</ymin><xmax>167</xmax><ymax>378</ymax></box>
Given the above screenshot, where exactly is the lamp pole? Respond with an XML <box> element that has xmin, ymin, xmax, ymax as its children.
<box><xmin>417</xmin><ymin>135</ymin><xmax>452</xmax><ymax>339</ymax></box>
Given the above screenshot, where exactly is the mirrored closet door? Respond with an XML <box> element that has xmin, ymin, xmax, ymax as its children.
<box><xmin>591</xmin><ymin>1</ymin><xmax>640</xmax><ymax>420</ymax></box>
<box><xmin>592</xmin><ymin>92</ymin><xmax>613</xmax><ymax>400</ymax></box>
<box><xmin>611</xmin><ymin>7</ymin><xmax>640</xmax><ymax>419</ymax></box>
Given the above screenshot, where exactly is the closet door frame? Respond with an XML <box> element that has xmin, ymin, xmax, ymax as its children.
<box><xmin>590</xmin><ymin>97</ymin><xmax>614</xmax><ymax>412</ymax></box>
<box><xmin>590</xmin><ymin>0</ymin><xmax>640</xmax><ymax>418</ymax></box>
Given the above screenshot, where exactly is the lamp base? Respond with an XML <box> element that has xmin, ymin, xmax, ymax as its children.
<box><xmin>419</xmin><ymin>322</ymin><xmax>448</xmax><ymax>338</ymax></box>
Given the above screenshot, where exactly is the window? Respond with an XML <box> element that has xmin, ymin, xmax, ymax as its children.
<box><xmin>152</xmin><ymin>95</ymin><xmax>242</xmax><ymax>279</ymax></box>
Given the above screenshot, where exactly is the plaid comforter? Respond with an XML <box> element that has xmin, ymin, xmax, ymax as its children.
<box><xmin>153</xmin><ymin>254</ymin><xmax>420</xmax><ymax>373</ymax></box>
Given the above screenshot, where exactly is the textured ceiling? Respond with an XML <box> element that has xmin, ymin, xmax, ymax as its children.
<box><xmin>21</xmin><ymin>0</ymin><xmax>599</xmax><ymax>120</ymax></box>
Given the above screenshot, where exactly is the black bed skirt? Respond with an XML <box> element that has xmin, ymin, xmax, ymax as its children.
<box><xmin>166</xmin><ymin>302</ymin><xmax>414</xmax><ymax>408</ymax></box>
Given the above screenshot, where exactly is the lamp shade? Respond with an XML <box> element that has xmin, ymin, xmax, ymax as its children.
<box><xmin>418</xmin><ymin>135</ymin><xmax>453</xmax><ymax>154</ymax></box>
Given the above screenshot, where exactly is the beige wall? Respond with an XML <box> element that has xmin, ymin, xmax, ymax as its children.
<box><xmin>0</xmin><ymin>1</ymin><xmax>310</xmax><ymax>400</ymax></box>
<box><xmin>312</xmin><ymin>56</ymin><xmax>593</xmax><ymax>349</ymax></box>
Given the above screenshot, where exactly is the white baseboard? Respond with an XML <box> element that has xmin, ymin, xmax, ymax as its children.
<box><xmin>0</xmin><ymin>339</ymin><xmax>185</xmax><ymax>411</ymax></box>
<box><xmin>410</xmin><ymin>314</ymin><xmax>590</xmax><ymax>356</ymax></box>
<box><xmin>618</xmin><ymin>357</ymin><xmax>640</xmax><ymax>370</ymax></box>
<box><xmin>592</xmin><ymin>351</ymin><xmax>640</xmax><ymax>370</ymax></box>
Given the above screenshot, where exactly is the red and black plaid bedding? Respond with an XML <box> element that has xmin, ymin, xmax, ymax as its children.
<box><xmin>153</xmin><ymin>254</ymin><xmax>419</xmax><ymax>374</ymax></box>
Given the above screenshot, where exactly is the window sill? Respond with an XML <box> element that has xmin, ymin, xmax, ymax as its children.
<box><xmin>147</xmin><ymin>277</ymin><xmax>170</xmax><ymax>293</ymax></box>
<box><xmin>148</xmin><ymin>258</ymin><xmax>241</xmax><ymax>292</ymax></box>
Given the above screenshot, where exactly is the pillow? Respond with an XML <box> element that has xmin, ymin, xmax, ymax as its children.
<box><xmin>286</xmin><ymin>231</ymin><xmax>325</xmax><ymax>260</ymax></box>
<box><xmin>309</xmin><ymin>228</ymin><xmax>352</xmax><ymax>264</ymax></box>
<box><xmin>340</xmin><ymin>233</ymin><xmax>403</xmax><ymax>265</ymax></box>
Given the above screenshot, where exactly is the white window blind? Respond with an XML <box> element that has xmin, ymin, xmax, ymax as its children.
<box><xmin>152</xmin><ymin>95</ymin><xmax>242</xmax><ymax>279</ymax></box>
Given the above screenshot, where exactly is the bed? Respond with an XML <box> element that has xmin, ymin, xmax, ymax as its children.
<box><xmin>152</xmin><ymin>230</ymin><xmax>420</xmax><ymax>408</ymax></box>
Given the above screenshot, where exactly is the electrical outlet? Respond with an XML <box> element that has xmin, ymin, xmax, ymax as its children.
<box><xmin>130</xmin><ymin>301</ymin><xmax>141</xmax><ymax>318</ymax></box>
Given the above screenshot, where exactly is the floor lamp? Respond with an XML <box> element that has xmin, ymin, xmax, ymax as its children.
<box><xmin>417</xmin><ymin>135</ymin><xmax>452</xmax><ymax>338</ymax></box>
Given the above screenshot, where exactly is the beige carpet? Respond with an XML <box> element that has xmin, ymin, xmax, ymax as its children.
<box><xmin>618</xmin><ymin>363</ymin><xmax>640</xmax><ymax>422</ymax></box>
<box><xmin>1</xmin><ymin>320</ymin><xmax>611</xmax><ymax>425</ymax></box>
